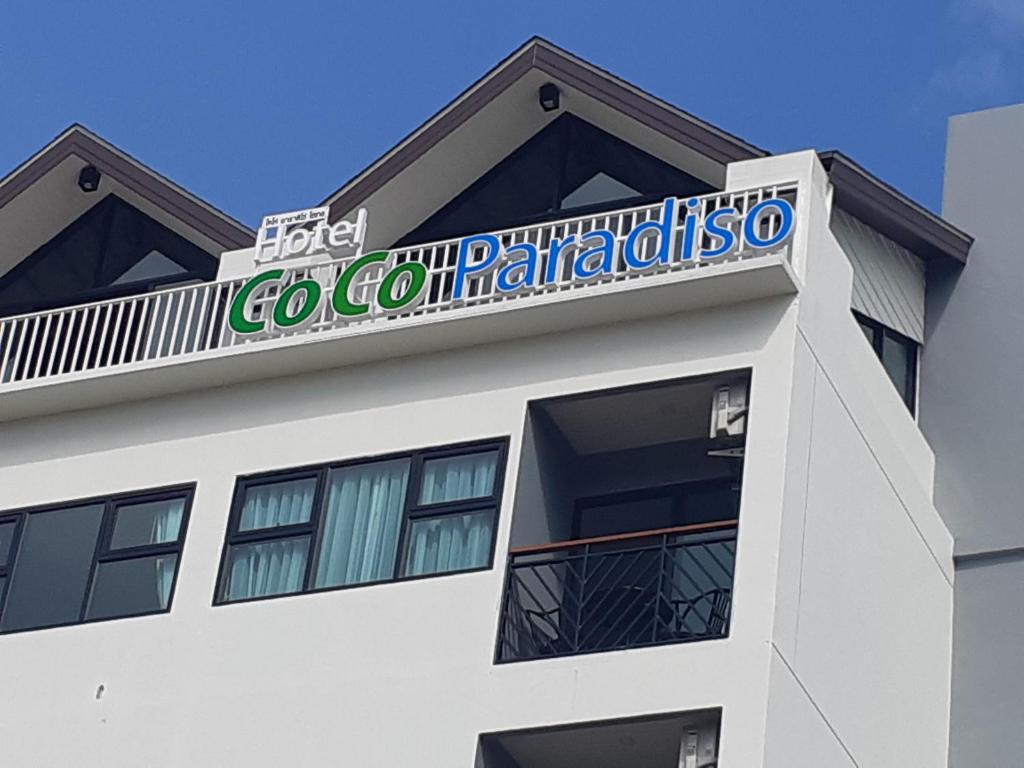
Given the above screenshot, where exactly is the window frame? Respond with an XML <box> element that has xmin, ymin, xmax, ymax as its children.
<box><xmin>214</xmin><ymin>438</ymin><xmax>510</xmax><ymax>607</ymax></box>
<box><xmin>854</xmin><ymin>311</ymin><xmax>918</xmax><ymax>413</ymax></box>
<box><xmin>0</xmin><ymin>483</ymin><xmax>195</xmax><ymax>635</ymax></box>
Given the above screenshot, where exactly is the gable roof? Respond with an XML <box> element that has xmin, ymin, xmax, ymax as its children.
<box><xmin>0</xmin><ymin>124</ymin><xmax>253</xmax><ymax>251</ymax></box>
<box><xmin>321</xmin><ymin>37</ymin><xmax>765</xmax><ymax>221</ymax></box>
<box><xmin>321</xmin><ymin>36</ymin><xmax>972</xmax><ymax>265</ymax></box>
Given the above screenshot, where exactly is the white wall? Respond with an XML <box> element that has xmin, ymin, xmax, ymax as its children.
<box><xmin>743</xmin><ymin>152</ymin><xmax>955</xmax><ymax>767</ymax></box>
<box><xmin>0</xmin><ymin>296</ymin><xmax>798</xmax><ymax>768</ymax></box>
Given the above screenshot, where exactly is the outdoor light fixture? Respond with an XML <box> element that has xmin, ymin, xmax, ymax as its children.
<box><xmin>538</xmin><ymin>82</ymin><xmax>560</xmax><ymax>112</ymax></box>
<box><xmin>77</xmin><ymin>165</ymin><xmax>101</xmax><ymax>193</ymax></box>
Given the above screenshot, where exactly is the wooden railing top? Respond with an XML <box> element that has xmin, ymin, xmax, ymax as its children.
<box><xmin>509</xmin><ymin>519</ymin><xmax>739</xmax><ymax>556</ymax></box>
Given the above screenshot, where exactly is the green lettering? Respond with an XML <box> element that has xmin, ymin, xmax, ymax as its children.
<box><xmin>228</xmin><ymin>269</ymin><xmax>285</xmax><ymax>334</ymax></box>
<box><xmin>378</xmin><ymin>262</ymin><xmax>427</xmax><ymax>311</ymax></box>
<box><xmin>273</xmin><ymin>279</ymin><xmax>322</xmax><ymax>328</ymax></box>
<box><xmin>332</xmin><ymin>251</ymin><xmax>390</xmax><ymax>316</ymax></box>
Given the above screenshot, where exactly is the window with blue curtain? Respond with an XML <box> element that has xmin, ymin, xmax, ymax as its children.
<box><xmin>217</xmin><ymin>441</ymin><xmax>507</xmax><ymax>604</ymax></box>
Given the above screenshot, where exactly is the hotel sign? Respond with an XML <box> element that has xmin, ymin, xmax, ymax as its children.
<box><xmin>229</xmin><ymin>195</ymin><xmax>795</xmax><ymax>336</ymax></box>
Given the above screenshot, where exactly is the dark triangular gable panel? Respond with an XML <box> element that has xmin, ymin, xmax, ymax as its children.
<box><xmin>396</xmin><ymin>114</ymin><xmax>712</xmax><ymax>245</ymax></box>
<box><xmin>322</xmin><ymin>37</ymin><xmax>764</xmax><ymax>224</ymax></box>
<box><xmin>0</xmin><ymin>195</ymin><xmax>217</xmax><ymax>315</ymax></box>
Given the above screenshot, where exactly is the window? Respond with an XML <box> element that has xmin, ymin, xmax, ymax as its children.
<box><xmin>854</xmin><ymin>311</ymin><xmax>918</xmax><ymax>412</ymax></box>
<box><xmin>0</xmin><ymin>486</ymin><xmax>193</xmax><ymax>633</ymax></box>
<box><xmin>216</xmin><ymin>440</ymin><xmax>508</xmax><ymax>604</ymax></box>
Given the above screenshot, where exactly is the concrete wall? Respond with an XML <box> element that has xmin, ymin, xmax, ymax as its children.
<box><xmin>731</xmin><ymin>152</ymin><xmax>954</xmax><ymax>767</ymax></box>
<box><xmin>0</xmin><ymin>296</ymin><xmax>797</xmax><ymax>768</ymax></box>
<box><xmin>921</xmin><ymin>102</ymin><xmax>1024</xmax><ymax>768</ymax></box>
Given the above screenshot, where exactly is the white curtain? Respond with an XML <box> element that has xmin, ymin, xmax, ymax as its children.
<box><xmin>226</xmin><ymin>538</ymin><xmax>308</xmax><ymax>600</ymax></box>
<box><xmin>405</xmin><ymin>511</ymin><xmax>493</xmax><ymax>576</ymax></box>
<box><xmin>240</xmin><ymin>479</ymin><xmax>315</xmax><ymax>530</ymax></box>
<box><xmin>420</xmin><ymin>451</ymin><xmax>497</xmax><ymax>505</ymax></box>
<box><xmin>314</xmin><ymin>459</ymin><xmax>410</xmax><ymax>588</ymax></box>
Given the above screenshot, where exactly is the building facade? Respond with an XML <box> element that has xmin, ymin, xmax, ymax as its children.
<box><xmin>0</xmin><ymin>38</ymin><xmax>996</xmax><ymax>768</ymax></box>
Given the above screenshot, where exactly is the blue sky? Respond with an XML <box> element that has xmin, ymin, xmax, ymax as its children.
<box><xmin>2</xmin><ymin>0</ymin><xmax>1023</xmax><ymax>228</ymax></box>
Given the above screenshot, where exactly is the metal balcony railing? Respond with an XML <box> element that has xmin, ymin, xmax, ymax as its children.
<box><xmin>0</xmin><ymin>183</ymin><xmax>795</xmax><ymax>390</ymax></box>
<box><xmin>496</xmin><ymin>521</ymin><xmax>737</xmax><ymax>663</ymax></box>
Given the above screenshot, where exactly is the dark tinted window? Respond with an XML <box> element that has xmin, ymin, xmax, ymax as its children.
<box><xmin>0</xmin><ymin>504</ymin><xmax>104</xmax><ymax>632</ymax></box>
<box><xmin>0</xmin><ymin>486</ymin><xmax>193</xmax><ymax>633</ymax></box>
<box><xmin>397</xmin><ymin>114</ymin><xmax>712</xmax><ymax>245</ymax></box>
<box><xmin>855</xmin><ymin>312</ymin><xmax>918</xmax><ymax>413</ymax></box>
<box><xmin>0</xmin><ymin>195</ymin><xmax>216</xmax><ymax>316</ymax></box>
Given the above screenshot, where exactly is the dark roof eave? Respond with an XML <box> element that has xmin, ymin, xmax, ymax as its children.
<box><xmin>0</xmin><ymin>124</ymin><xmax>254</xmax><ymax>251</ymax></box>
<box><xmin>819</xmin><ymin>150</ymin><xmax>972</xmax><ymax>265</ymax></box>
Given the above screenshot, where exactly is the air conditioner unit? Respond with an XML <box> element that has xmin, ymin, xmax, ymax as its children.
<box><xmin>678</xmin><ymin>722</ymin><xmax>720</xmax><ymax>768</ymax></box>
<box><xmin>707</xmin><ymin>381</ymin><xmax>748</xmax><ymax>458</ymax></box>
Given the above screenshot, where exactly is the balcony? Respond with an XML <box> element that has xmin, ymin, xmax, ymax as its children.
<box><xmin>478</xmin><ymin>710</ymin><xmax>721</xmax><ymax>768</ymax></box>
<box><xmin>498</xmin><ymin>374</ymin><xmax>746</xmax><ymax>663</ymax></box>
<box><xmin>0</xmin><ymin>185</ymin><xmax>796</xmax><ymax>420</ymax></box>
<box><xmin>497</xmin><ymin>521</ymin><xmax>736</xmax><ymax>662</ymax></box>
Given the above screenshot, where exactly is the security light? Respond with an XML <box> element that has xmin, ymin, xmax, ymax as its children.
<box><xmin>538</xmin><ymin>82</ymin><xmax>560</xmax><ymax>112</ymax></box>
<box><xmin>78</xmin><ymin>165</ymin><xmax>101</xmax><ymax>193</ymax></box>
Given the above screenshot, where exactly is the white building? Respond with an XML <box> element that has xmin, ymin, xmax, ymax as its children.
<box><xmin>0</xmin><ymin>38</ymin><xmax>987</xmax><ymax>767</ymax></box>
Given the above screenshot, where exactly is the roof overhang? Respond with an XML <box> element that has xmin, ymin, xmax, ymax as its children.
<box><xmin>819</xmin><ymin>151</ymin><xmax>973</xmax><ymax>265</ymax></box>
<box><xmin>320</xmin><ymin>37</ymin><xmax>766</xmax><ymax>247</ymax></box>
<box><xmin>0</xmin><ymin>124</ymin><xmax>253</xmax><ymax>278</ymax></box>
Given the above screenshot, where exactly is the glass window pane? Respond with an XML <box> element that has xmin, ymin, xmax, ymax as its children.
<box><xmin>110</xmin><ymin>498</ymin><xmax>185</xmax><ymax>549</ymax></box>
<box><xmin>419</xmin><ymin>451</ymin><xmax>498</xmax><ymax>505</ymax></box>
<box><xmin>0</xmin><ymin>504</ymin><xmax>104</xmax><ymax>632</ymax></box>
<box><xmin>0</xmin><ymin>521</ymin><xmax>16</xmax><ymax>567</ymax></box>
<box><xmin>405</xmin><ymin>510</ymin><xmax>495</xmax><ymax>577</ymax></box>
<box><xmin>315</xmin><ymin>459</ymin><xmax>410</xmax><ymax>589</ymax></box>
<box><xmin>223</xmin><ymin>537</ymin><xmax>309</xmax><ymax>601</ymax></box>
<box><xmin>882</xmin><ymin>333</ymin><xmax>913</xmax><ymax>404</ymax></box>
<box><xmin>239</xmin><ymin>478</ymin><xmax>316</xmax><ymax>531</ymax></box>
<box><xmin>86</xmin><ymin>554</ymin><xmax>179</xmax><ymax>620</ymax></box>
<box><xmin>858</xmin><ymin>319</ymin><xmax>874</xmax><ymax>344</ymax></box>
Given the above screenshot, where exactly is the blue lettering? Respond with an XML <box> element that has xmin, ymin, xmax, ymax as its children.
<box><xmin>453</xmin><ymin>234</ymin><xmax>501</xmax><ymax>300</ymax></box>
<box><xmin>497</xmin><ymin>242</ymin><xmax>540</xmax><ymax>292</ymax></box>
<box><xmin>700</xmin><ymin>207</ymin><xmax>738</xmax><ymax>259</ymax></box>
<box><xmin>744</xmin><ymin>199</ymin><xmax>795</xmax><ymax>248</ymax></box>
<box><xmin>546</xmin><ymin>235</ymin><xmax>578</xmax><ymax>284</ymax></box>
<box><xmin>573</xmin><ymin>230</ymin><xmax>616</xmax><ymax>279</ymax></box>
<box><xmin>623</xmin><ymin>198</ymin><xmax>677</xmax><ymax>269</ymax></box>
<box><xmin>681</xmin><ymin>198</ymin><xmax>700</xmax><ymax>260</ymax></box>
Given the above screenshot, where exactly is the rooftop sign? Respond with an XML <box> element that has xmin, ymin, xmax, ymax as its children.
<box><xmin>229</xmin><ymin>194</ymin><xmax>796</xmax><ymax>336</ymax></box>
<box><xmin>254</xmin><ymin>206</ymin><xmax>367</xmax><ymax>266</ymax></box>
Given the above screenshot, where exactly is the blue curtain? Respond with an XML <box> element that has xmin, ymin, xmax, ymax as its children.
<box><xmin>225</xmin><ymin>538</ymin><xmax>308</xmax><ymax>600</ymax></box>
<box><xmin>314</xmin><ymin>459</ymin><xmax>410</xmax><ymax>588</ymax></box>
<box><xmin>149</xmin><ymin>499</ymin><xmax>184</xmax><ymax>607</ymax></box>
<box><xmin>420</xmin><ymin>451</ymin><xmax>497</xmax><ymax>504</ymax></box>
<box><xmin>239</xmin><ymin>478</ymin><xmax>315</xmax><ymax>530</ymax></box>
<box><xmin>405</xmin><ymin>510</ymin><xmax>494</xmax><ymax>576</ymax></box>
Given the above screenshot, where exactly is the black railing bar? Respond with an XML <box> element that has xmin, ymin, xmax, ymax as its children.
<box><xmin>701</xmin><ymin>544</ymin><xmax>736</xmax><ymax>581</ymax></box>
<box><xmin>509</xmin><ymin>571</ymin><xmax>570</xmax><ymax>626</ymax></box>
<box><xmin>577</xmin><ymin>556</ymin><xmax>663</xmax><ymax>649</ymax></box>
<box><xmin>673</xmin><ymin>546</ymin><xmax>731</xmax><ymax>591</ymax></box>
<box><xmin>599</xmin><ymin>583</ymin><xmax>664</xmax><ymax>651</ymax></box>
<box><xmin>578</xmin><ymin>549</ymin><xmax>654</xmax><ymax>615</ymax></box>
<box><xmin>521</xmin><ymin>563</ymin><xmax>580</xmax><ymax>617</ymax></box>
<box><xmin>661</xmin><ymin>564</ymin><xmax>709</xmax><ymax>604</ymax></box>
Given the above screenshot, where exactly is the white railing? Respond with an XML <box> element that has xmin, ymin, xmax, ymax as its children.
<box><xmin>0</xmin><ymin>183</ymin><xmax>796</xmax><ymax>388</ymax></box>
